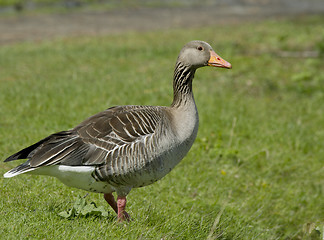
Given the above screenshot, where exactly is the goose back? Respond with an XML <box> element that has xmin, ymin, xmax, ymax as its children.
<box><xmin>4</xmin><ymin>104</ymin><xmax>198</xmax><ymax>189</ymax></box>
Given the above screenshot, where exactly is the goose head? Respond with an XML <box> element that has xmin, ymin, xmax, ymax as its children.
<box><xmin>177</xmin><ymin>40</ymin><xmax>232</xmax><ymax>70</ymax></box>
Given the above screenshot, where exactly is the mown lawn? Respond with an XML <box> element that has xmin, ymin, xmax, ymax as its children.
<box><xmin>0</xmin><ymin>15</ymin><xmax>323</xmax><ymax>239</ymax></box>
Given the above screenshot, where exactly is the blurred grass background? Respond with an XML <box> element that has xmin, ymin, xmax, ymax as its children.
<box><xmin>0</xmin><ymin>1</ymin><xmax>324</xmax><ymax>239</ymax></box>
<box><xmin>0</xmin><ymin>0</ymin><xmax>242</xmax><ymax>12</ymax></box>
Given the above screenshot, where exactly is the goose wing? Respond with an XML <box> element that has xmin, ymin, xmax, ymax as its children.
<box><xmin>4</xmin><ymin>105</ymin><xmax>165</xmax><ymax>175</ymax></box>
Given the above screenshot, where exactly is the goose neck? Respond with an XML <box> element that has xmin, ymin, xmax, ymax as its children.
<box><xmin>171</xmin><ymin>62</ymin><xmax>196</xmax><ymax>108</ymax></box>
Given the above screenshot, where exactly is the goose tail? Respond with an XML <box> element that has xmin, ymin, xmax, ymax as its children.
<box><xmin>3</xmin><ymin>161</ymin><xmax>35</xmax><ymax>178</ymax></box>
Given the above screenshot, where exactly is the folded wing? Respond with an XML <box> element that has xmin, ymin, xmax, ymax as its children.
<box><xmin>4</xmin><ymin>105</ymin><xmax>164</xmax><ymax>178</ymax></box>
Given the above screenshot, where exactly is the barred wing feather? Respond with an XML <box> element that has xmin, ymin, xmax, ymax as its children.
<box><xmin>4</xmin><ymin>105</ymin><xmax>164</xmax><ymax>177</ymax></box>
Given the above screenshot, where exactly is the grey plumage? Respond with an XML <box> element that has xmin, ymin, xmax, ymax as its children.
<box><xmin>5</xmin><ymin>105</ymin><xmax>171</xmax><ymax>187</ymax></box>
<box><xmin>3</xmin><ymin>40</ymin><xmax>231</xmax><ymax>221</ymax></box>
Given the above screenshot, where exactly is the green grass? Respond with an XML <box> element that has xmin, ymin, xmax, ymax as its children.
<box><xmin>1</xmin><ymin>15</ymin><xmax>324</xmax><ymax>239</ymax></box>
<box><xmin>0</xmin><ymin>0</ymin><xmax>198</xmax><ymax>16</ymax></box>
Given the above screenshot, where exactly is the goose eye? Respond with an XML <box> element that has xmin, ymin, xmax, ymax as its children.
<box><xmin>197</xmin><ymin>46</ymin><xmax>204</xmax><ymax>51</ymax></box>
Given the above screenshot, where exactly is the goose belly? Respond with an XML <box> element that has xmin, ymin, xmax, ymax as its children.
<box><xmin>140</xmin><ymin>137</ymin><xmax>197</xmax><ymax>186</ymax></box>
<box><xmin>135</xmin><ymin>108</ymin><xmax>199</xmax><ymax>186</ymax></box>
<box><xmin>31</xmin><ymin>165</ymin><xmax>114</xmax><ymax>193</ymax></box>
<box><xmin>95</xmin><ymin>110</ymin><xmax>199</xmax><ymax>189</ymax></box>
<box><xmin>105</xmin><ymin>127</ymin><xmax>198</xmax><ymax>189</ymax></box>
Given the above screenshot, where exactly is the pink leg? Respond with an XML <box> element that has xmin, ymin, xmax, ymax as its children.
<box><xmin>103</xmin><ymin>193</ymin><xmax>118</xmax><ymax>214</ymax></box>
<box><xmin>103</xmin><ymin>193</ymin><xmax>131</xmax><ymax>221</ymax></box>
<box><xmin>117</xmin><ymin>196</ymin><xmax>131</xmax><ymax>222</ymax></box>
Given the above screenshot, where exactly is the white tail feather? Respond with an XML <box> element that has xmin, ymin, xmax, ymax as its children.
<box><xmin>3</xmin><ymin>168</ymin><xmax>36</xmax><ymax>178</ymax></box>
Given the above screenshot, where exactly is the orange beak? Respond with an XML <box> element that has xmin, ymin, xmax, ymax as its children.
<box><xmin>208</xmin><ymin>50</ymin><xmax>232</xmax><ymax>69</ymax></box>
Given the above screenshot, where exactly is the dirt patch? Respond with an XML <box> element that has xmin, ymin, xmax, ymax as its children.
<box><xmin>0</xmin><ymin>2</ymin><xmax>323</xmax><ymax>45</ymax></box>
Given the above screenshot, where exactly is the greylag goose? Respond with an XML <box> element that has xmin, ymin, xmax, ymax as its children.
<box><xmin>3</xmin><ymin>41</ymin><xmax>231</xmax><ymax>221</ymax></box>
